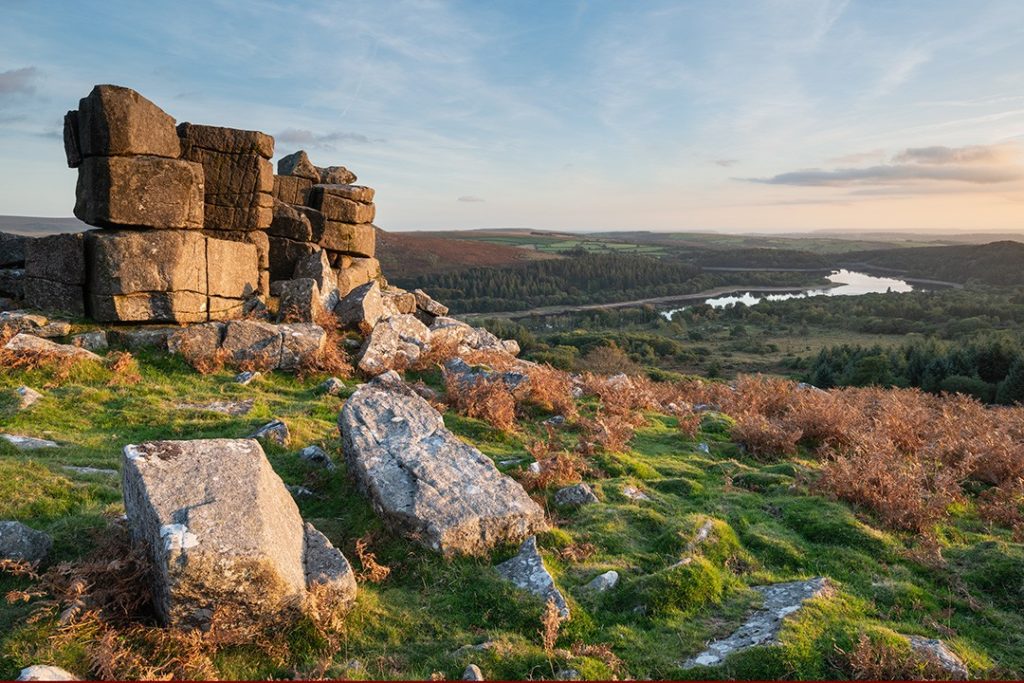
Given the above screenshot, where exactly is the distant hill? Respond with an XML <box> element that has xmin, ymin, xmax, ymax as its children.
<box><xmin>0</xmin><ymin>215</ymin><xmax>87</xmax><ymax>236</ymax></box>
<box><xmin>376</xmin><ymin>229</ymin><xmax>560</xmax><ymax>278</ymax></box>
<box><xmin>843</xmin><ymin>241</ymin><xmax>1024</xmax><ymax>286</ymax></box>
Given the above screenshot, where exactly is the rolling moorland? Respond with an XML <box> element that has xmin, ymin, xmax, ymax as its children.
<box><xmin>1</xmin><ymin>222</ymin><xmax>1023</xmax><ymax>680</ymax></box>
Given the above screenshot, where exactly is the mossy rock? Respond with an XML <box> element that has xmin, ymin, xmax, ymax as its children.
<box><xmin>732</xmin><ymin>470</ymin><xmax>792</xmax><ymax>492</ymax></box>
<box><xmin>952</xmin><ymin>540</ymin><xmax>1024</xmax><ymax>610</ymax></box>
<box><xmin>739</xmin><ymin>524</ymin><xmax>806</xmax><ymax>569</ymax></box>
<box><xmin>699</xmin><ymin>411</ymin><xmax>735</xmax><ymax>435</ymax></box>
<box><xmin>781</xmin><ymin>498</ymin><xmax>892</xmax><ymax>554</ymax></box>
<box><xmin>630</xmin><ymin>556</ymin><xmax>727</xmax><ymax>616</ymax></box>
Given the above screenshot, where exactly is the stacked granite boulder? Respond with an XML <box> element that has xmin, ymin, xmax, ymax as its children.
<box><xmin>24</xmin><ymin>84</ymin><xmax>262</xmax><ymax>322</ymax></box>
<box><xmin>178</xmin><ymin>123</ymin><xmax>274</xmax><ymax>297</ymax></box>
<box><xmin>269</xmin><ymin>150</ymin><xmax>380</xmax><ymax>297</ymax></box>
<box><xmin>0</xmin><ymin>233</ymin><xmax>27</xmax><ymax>304</ymax></box>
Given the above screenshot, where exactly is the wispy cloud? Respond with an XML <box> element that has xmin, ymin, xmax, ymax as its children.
<box><xmin>745</xmin><ymin>143</ymin><xmax>1023</xmax><ymax>189</ymax></box>
<box><xmin>276</xmin><ymin>128</ymin><xmax>383</xmax><ymax>149</ymax></box>
<box><xmin>457</xmin><ymin>195</ymin><xmax>485</xmax><ymax>203</ymax></box>
<box><xmin>0</xmin><ymin>66</ymin><xmax>38</xmax><ymax>97</ymax></box>
<box><xmin>711</xmin><ymin>159</ymin><xmax>738</xmax><ymax>167</ymax></box>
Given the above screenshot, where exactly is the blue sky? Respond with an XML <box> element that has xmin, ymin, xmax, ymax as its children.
<box><xmin>1</xmin><ymin>0</ymin><xmax>1023</xmax><ymax>232</ymax></box>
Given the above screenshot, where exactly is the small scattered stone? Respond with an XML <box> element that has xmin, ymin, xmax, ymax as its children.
<box><xmin>318</xmin><ymin>377</ymin><xmax>345</xmax><ymax>396</ymax></box>
<box><xmin>697</xmin><ymin>442</ymin><xmax>710</xmax><ymax>454</ymax></box>
<box><xmin>462</xmin><ymin>664</ymin><xmax>484</xmax><ymax>681</ymax></box>
<box><xmin>299</xmin><ymin>445</ymin><xmax>336</xmax><ymax>471</ymax></box>
<box><xmin>498</xmin><ymin>458</ymin><xmax>525</xmax><ymax>467</ymax></box>
<box><xmin>0</xmin><ymin>434</ymin><xmax>59</xmax><ymax>450</ymax></box>
<box><xmin>0</xmin><ymin>521</ymin><xmax>53</xmax><ymax>564</ymax></box>
<box><xmin>288</xmin><ymin>484</ymin><xmax>315</xmax><ymax>498</ymax></box>
<box><xmin>235</xmin><ymin>370</ymin><xmax>261</xmax><ymax>385</ymax></box>
<box><xmin>452</xmin><ymin>641</ymin><xmax>497</xmax><ymax>656</ymax></box>
<box><xmin>555</xmin><ymin>669</ymin><xmax>580</xmax><ymax>680</ymax></box>
<box><xmin>621</xmin><ymin>485</ymin><xmax>651</xmax><ymax>501</ymax></box>
<box><xmin>907</xmin><ymin>636</ymin><xmax>968</xmax><ymax>678</ymax></box>
<box><xmin>71</xmin><ymin>330</ymin><xmax>108</xmax><ymax>352</ymax></box>
<box><xmin>250</xmin><ymin>419</ymin><xmax>290</xmax><ymax>446</ymax></box>
<box><xmin>528</xmin><ymin>461</ymin><xmax>541</xmax><ymax>474</ymax></box>
<box><xmin>543</xmin><ymin>414</ymin><xmax>566</xmax><ymax>427</ymax></box>
<box><xmin>494</xmin><ymin>536</ymin><xmax>569</xmax><ymax>619</ymax></box>
<box><xmin>15</xmin><ymin>386</ymin><xmax>42</xmax><ymax>410</ymax></box>
<box><xmin>17</xmin><ymin>665</ymin><xmax>79</xmax><ymax>681</ymax></box>
<box><xmin>583</xmin><ymin>570</ymin><xmax>619</xmax><ymax>592</ymax></box>
<box><xmin>554</xmin><ymin>482</ymin><xmax>599</xmax><ymax>508</ymax></box>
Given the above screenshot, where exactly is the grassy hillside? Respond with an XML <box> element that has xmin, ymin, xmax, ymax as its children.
<box><xmin>0</xmin><ymin>344</ymin><xmax>1021</xmax><ymax>680</ymax></box>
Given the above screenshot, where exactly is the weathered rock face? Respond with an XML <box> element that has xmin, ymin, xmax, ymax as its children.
<box><xmin>413</xmin><ymin>289</ymin><xmax>449</xmax><ymax>318</ymax></box>
<box><xmin>0</xmin><ymin>521</ymin><xmax>53</xmax><ymax>564</ymax></box>
<box><xmin>339</xmin><ymin>372</ymin><xmax>546</xmax><ymax>555</ymax></box>
<box><xmin>273</xmin><ymin>175</ymin><xmax>314</xmax><ymax>205</ymax></box>
<box><xmin>278</xmin><ymin>150</ymin><xmax>320</xmax><ymax>182</ymax></box>
<box><xmin>336</xmin><ymin>257</ymin><xmax>381</xmax><ymax>297</ymax></box>
<box><xmin>336</xmin><ymin>281</ymin><xmax>385</xmax><ymax>333</ymax></box>
<box><xmin>320</xmin><ymin>221</ymin><xmax>376</xmax><ymax>257</ymax></box>
<box><xmin>277</xmin><ymin>278</ymin><xmax>322</xmax><ymax>323</ymax></box>
<box><xmin>74</xmin><ymin>155</ymin><xmax>205</xmax><ymax>229</ymax></box>
<box><xmin>23</xmin><ymin>233</ymin><xmax>86</xmax><ymax>316</ymax></box>
<box><xmin>318</xmin><ymin>166</ymin><xmax>357</xmax><ymax>184</ymax></box>
<box><xmin>177</xmin><ymin>123</ymin><xmax>274</xmax><ymax>158</ymax></box>
<box><xmin>170</xmin><ymin>320</ymin><xmax>326</xmax><ymax>371</ymax></box>
<box><xmin>357</xmin><ymin>314</ymin><xmax>431</xmax><ymax>376</ymax></box>
<box><xmin>0</xmin><ymin>232</ymin><xmax>27</xmax><ymax>267</ymax></box>
<box><xmin>495</xmin><ymin>536</ymin><xmax>570</xmax><ymax>619</ymax></box>
<box><xmin>292</xmin><ymin>250</ymin><xmax>339</xmax><ymax>310</ymax></box>
<box><xmin>75</xmin><ymin>84</ymin><xmax>181</xmax><ymax>160</ymax></box>
<box><xmin>682</xmin><ymin>577</ymin><xmax>831</xmax><ymax>668</ymax></box>
<box><xmin>122</xmin><ymin>438</ymin><xmax>355</xmax><ymax>628</ymax></box>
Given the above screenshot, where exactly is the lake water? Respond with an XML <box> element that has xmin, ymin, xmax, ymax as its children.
<box><xmin>661</xmin><ymin>269</ymin><xmax>916</xmax><ymax>319</ymax></box>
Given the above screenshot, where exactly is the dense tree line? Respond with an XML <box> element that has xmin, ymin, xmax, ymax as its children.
<box><xmin>393</xmin><ymin>253</ymin><xmax>822</xmax><ymax>313</ymax></box>
<box><xmin>842</xmin><ymin>241</ymin><xmax>1024</xmax><ymax>286</ymax></box>
<box><xmin>802</xmin><ymin>337</ymin><xmax>1024</xmax><ymax>405</ymax></box>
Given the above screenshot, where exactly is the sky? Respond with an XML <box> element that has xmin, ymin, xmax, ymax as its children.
<box><xmin>1</xmin><ymin>0</ymin><xmax>1023</xmax><ymax>233</ymax></box>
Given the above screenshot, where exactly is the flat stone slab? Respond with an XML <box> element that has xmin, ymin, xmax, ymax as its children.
<box><xmin>495</xmin><ymin>536</ymin><xmax>570</xmax><ymax>619</ymax></box>
<box><xmin>3</xmin><ymin>334</ymin><xmax>101</xmax><ymax>362</ymax></box>
<box><xmin>682</xmin><ymin>577</ymin><xmax>831</xmax><ymax>668</ymax></box>
<box><xmin>1</xmin><ymin>434</ymin><xmax>59</xmax><ymax>450</ymax></box>
<box><xmin>17</xmin><ymin>665</ymin><xmax>79</xmax><ymax>681</ymax></box>
<box><xmin>339</xmin><ymin>372</ymin><xmax>546</xmax><ymax>555</ymax></box>
<box><xmin>907</xmin><ymin>636</ymin><xmax>968</xmax><ymax>678</ymax></box>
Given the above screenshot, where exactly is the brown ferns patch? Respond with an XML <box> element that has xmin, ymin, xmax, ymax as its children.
<box><xmin>443</xmin><ymin>369</ymin><xmax>518</xmax><ymax>434</ymax></box>
<box><xmin>730</xmin><ymin>411</ymin><xmax>802</xmax><ymax>461</ymax></box>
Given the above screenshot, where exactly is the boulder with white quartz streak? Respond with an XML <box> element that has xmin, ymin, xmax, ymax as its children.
<box><xmin>122</xmin><ymin>438</ymin><xmax>356</xmax><ymax>628</ymax></box>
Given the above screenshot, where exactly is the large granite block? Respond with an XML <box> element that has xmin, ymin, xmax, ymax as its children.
<box><xmin>76</xmin><ymin>84</ymin><xmax>181</xmax><ymax>159</ymax></box>
<box><xmin>74</xmin><ymin>156</ymin><xmax>204</xmax><ymax>229</ymax></box>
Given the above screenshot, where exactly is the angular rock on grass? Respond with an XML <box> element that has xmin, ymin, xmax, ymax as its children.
<box><xmin>0</xmin><ymin>434</ymin><xmax>59</xmax><ymax>450</ymax></box>
<box><xmin>0</xmin><ymin>521</ymin><xmax>53</xmax><ymax>563</ymax></box>
<box><xmin>277</xmin><ymin>278</ymin><xmax>322</xmax><ymax>323</ymax></box>
<box><xmin>15</xmin><ymin>386</ymin><xmax>42</xmax><ymax>410</ymax></box>
<box><xmin>121</xmin><ymin>438</ymin><xmax>356</xmax><ymax>628</ymax></box>
<box><xmin>906</xmin><ymin>636</ymin><xmax>968</xmax><ymax>678</ymax></box>
<box><xmin>16</xmin><ymin>665</ymin><xmax>79</xmax><ymax>681</ymax></box>
<box><xmin>339</xmin><ymin>372</ymin><xmax>546</xmax><ymax>555</ymax></box>
<box><xmin>318</xmin><ymin>377</ymin><xmax>345</xmax><ymax>396</ymax></box>
<box><xmin>681</xmin><ymin>577</ymin><xmax>831</xmax><ymax>668</ymax></box>
<box><xmin>553</xmin><ymin>483</ymin><xmax>598</xmax><ymax>508</ymax></box>
<box><xmin>250</xmin><ymin>419</ymin><xmax>290</xmax><ymax>446</ymax></box>
<box><xmin>583</xmin><ymin>570</ymin><xmax>619</xmax><ymax>592</ymax></box>
<box><xmin>462</xmin><ymin>664</ymin><xmax>484</xmax><ymax>681</ymax></box>
<box><xmin>495</xmin><ymin>536</ymin><xmax>570</xmax><ymax>619</ymax></box>
<box><xmin>299</xmin><ymin>445</ymin><xmax>335</xmax><ymax>471</ymax></box>
<box><xmin>3</xmin><ymin>334</ymin><xmax>100</xmax><ymax>362</ymax></box>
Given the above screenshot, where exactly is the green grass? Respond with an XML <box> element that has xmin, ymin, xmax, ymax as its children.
<box><xmin>1</xmin><ymin>352</ymin><xmax>1022</xmax><ymax>679</ymax></box>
